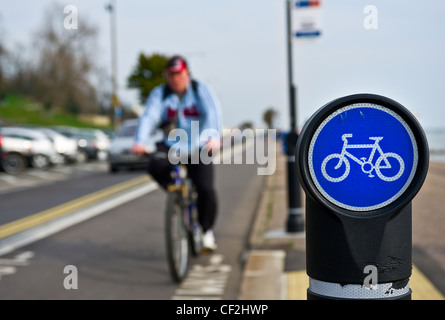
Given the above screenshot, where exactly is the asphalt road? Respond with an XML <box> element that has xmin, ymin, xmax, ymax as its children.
<box><xmin>0</xmin><ymin>141</ymin><xmax>266</xmax><ymax>299</ymax></box>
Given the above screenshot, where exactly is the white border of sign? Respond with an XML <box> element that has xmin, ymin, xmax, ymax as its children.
<box><xmin>308</xmin><ymin>103</ymin><xmax>419</xmax><ymax>212</ymax></box>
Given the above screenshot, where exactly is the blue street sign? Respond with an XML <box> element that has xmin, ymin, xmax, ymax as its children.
<box><xmin>295</xmin><ymin>30</ymin><xmax>321</xmax><ymax>38</ymax></box>
<box><xmin>292</xmin><ymin>0</ymin><xmax>322</xmax><ymax>39</ymax></box>
<box><xmin>295</xmin><ymin>1</ymin><xmax>320</xmax><ymax>8</ymax></box>
<box><xmin>308</xmin><ymin>103</ymin><xmax>418</xmax><ymax>211</ymax></box>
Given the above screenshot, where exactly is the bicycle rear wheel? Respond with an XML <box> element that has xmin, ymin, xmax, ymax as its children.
<box><xmin>165</xmin><ymin>191</ymin><xmax>190</xmax><ymax>283</ymax></box>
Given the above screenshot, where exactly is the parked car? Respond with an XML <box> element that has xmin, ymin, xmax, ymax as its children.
<box><xmin>107</xmin><ymin>119</ymin><xmax>162</xmax><ymax>173</ymax></box>
<box><xmin>0</xmin><ymin>126</ymin><xmax>62</xmax><ymax>170</ymax></box>
<box><xmin>51</xmin><ymin>126</ymin><xmax>99</xmax><ymax>162</ymax></box>
<box><xmin>79</xmin><ymin>128</ymin><xmax>111</xmax><ymax>161</ymax></box>
<box><xmin>100</xmin><ymin>128</ymin><xmax>114</xmax><ymax>140</ymax></box>
<box><xmin>0</xmin><ymin>131</ymin><xmax>31</xmax><ymax>174</ymax></box>
<box><xmin>22</xmin><ymin>126</ymin><xmax>80</xmax><ymax>164</ymax></box>
<box><xmin>43</xmin><ymin>127</ymin><xmax>79</xmax><ymax>164</ymax></box>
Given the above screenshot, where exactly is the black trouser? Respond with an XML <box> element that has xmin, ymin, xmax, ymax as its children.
<box><xmin>147</xmin><ymin>143</ymin><xmax>218</xmax><ymax>233</ymax></box>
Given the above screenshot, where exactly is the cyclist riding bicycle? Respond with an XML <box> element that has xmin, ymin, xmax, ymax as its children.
<box><xmin>131</xmin><ymin>55</ymin><xmax>223</xmax><ymax>252</ymax></box>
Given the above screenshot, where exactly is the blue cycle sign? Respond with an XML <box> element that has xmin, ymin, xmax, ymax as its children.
<box><xmin>321</xmin><ymin>133</ymin><xmax>404</xmax><ymax>182</ymax></box>
<box><xmin>309</xmin><ymin>103</ymin><xmax>418</xmax><ymax>211</ymax></box>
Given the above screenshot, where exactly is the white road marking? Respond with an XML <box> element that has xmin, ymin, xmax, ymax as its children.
<box><xmin>0</xmin><ymin>251</ymin><xmax>34</xmax><ymax>280</ymax></box>
<box><xmin>172</xmin><ymin>254</ymin><xmax>232</xmax><ymax>300</ymax></box>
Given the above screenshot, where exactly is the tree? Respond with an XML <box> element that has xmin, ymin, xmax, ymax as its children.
<box><xmin>0</xmin><ymin>40</ymin><xmax>5</xmax><ymax>98</ymax></box>
<box><xmin>0</xmin><ymin>17</ymin><xmax>6</xmax><ymax>97</ymax></box>
<box><xmin>127</xmin><ymin>53</ymin><xmax>168</xmax><ymax>103</ymax></box>
<box><xmin>238</xmin><ymin>121</ymin><xmax>254</xmax><ymax>130</ymax></box>
<box><xmin>263</xmin><ymin>108</ymin><xmax>277</xmax><ymax>129</ymax></box>
<box><xmin>29</xmin><ymin>4</ymin><xmax>100</xmax><ymax>115</ymax></box>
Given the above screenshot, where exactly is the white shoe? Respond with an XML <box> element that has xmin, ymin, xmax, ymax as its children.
<box><xmin>202</xmin><ymin>229</ymin><xmax>217</xmax><ymax>252</ymax></box>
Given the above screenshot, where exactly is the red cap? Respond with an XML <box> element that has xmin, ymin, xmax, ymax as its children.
<box><xmin>165</xmin><ymin>56</ymin><xmax>188</xmax><ymax>73</ymax></box>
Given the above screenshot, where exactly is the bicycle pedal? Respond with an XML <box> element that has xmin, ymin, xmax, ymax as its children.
<box><xmin>167</xmin><ymin>185</ymin><xmax>180</xmax><ymax>192</ymax></box>
<box><xmin>200</xmin><ymin>248</ymin><xmax>214</xmax><ymax>254</ymax></box>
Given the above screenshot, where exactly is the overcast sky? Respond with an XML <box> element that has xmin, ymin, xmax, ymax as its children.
<box><xmin>1</xmin><ymin>0</ymin><xmax>444</xmax><ymax>130</ymax></box>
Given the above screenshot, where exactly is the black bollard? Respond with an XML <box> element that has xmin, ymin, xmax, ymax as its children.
<box><xmin>296</xmin><ymin>94</ymin><xmax>429</xmax><ymax>300</ymax></box>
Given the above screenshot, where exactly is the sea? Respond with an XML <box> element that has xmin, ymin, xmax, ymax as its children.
<box><xmin>426</xmin><ymin>127</ymin><xmax>445</xmax><ymax>164</ymax></box>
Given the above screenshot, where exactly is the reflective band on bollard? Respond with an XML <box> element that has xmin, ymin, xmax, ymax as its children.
<box><xmin>288</xmin><ymin>208</ymin><xmax>303</xmax><ymax>215</ymax></box>
<box><xmin>308</xmin><ymin>278</ymin><xmax>411</xmax><ymax>300</ymax></box>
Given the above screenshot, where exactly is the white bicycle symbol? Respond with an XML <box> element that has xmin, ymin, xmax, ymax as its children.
<box><xmin>321</xmin><ymin>133</ymin><xmax>405</xmax><ymax>182</ymax></box>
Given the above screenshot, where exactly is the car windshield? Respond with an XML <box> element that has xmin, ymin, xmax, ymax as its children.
<box><xmin>116</xmin><ymin>124</ymin><xmax>136</xmax><ymax>137</ymax></box>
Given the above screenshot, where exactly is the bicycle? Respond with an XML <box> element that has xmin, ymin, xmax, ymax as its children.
<box><xmin>321</xmin><ymin>133</ymin><xmax>405</xmax><ymax>183</ymax></box>
<box><xmin>151</xmin><ymin>151</ymin><xmax>204</xmax><ymax>283</ymax></box>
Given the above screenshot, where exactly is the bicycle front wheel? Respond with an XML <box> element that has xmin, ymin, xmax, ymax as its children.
<box><xmin>165</xmin><ymin>191</ymin><xmax>190</xmax><ymax>283</ymax></box>
<box><xmin>188</xmin><ymin>186</ymin><xmax>202</xmax><ymax>257</ymax></box>
<box><xmin>321</xmin><ymin>154</ymin><xmax>350</xmax><ymax>182</ymax></box>
<box><xmin>375</xmin><ymin>153</ymin><xmax>405</xmax><ymax>182</ymax></box>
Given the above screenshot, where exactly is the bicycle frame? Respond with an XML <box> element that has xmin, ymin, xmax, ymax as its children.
<box><xmin>321</xmin><ymin>133</ymin><xmax>405</xmax><ymax>183</ymax></box>
<box><xmin>338</xmin><ymin>134</ymin><xmax>390</xmax><ymax>173</ymax></box>
<box><xmin>168</xmin><ymin>165</ymin><xmax>190</xmax><ymax>198</ymax></box>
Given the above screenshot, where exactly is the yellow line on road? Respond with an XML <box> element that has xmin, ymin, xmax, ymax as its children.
<box><xmin>287</xmin><ymin>270</ymin><xmax>308</xmax><ymax>300</ymax></box>
<box><xmin>0</xmin><ymin>175</ymin><xmax>152</xmax><ymax>240</ymax></box>
<box><xmin>287</xmin><ymin>266</ymin><xmax>445</xmax><ymax>300</ymax></box>
<box><xmin>411</xmin><ymin>265</ymin><xmax>445</xmax><ymax>300</ymax></box>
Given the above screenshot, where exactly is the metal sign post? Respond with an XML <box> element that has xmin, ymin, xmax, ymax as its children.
<box><xmin>284</xmin><ymin>0</ymin><xmax>322</xmax><ymax>233</ymax></box>
<box><xmin>296</xmin><ymin>94</ymin><xmax>429</xmax><ymax>299</ymax></box>
<box><xmin>107</xmin><ymin>0</ymin><xmax>121</xmax><ymax>128</ymax></box>
<box><xmin>285</xmin><ymin>0</ymin><xmax>304</xmax><ymax>233</ymax></box>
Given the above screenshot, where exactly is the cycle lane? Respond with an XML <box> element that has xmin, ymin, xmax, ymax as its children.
<box><xmin>0</xmin><ymin>138</ymin><xmax>265</xmax><ymax>299</ymax></box>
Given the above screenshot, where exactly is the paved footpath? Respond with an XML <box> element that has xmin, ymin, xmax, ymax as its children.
<box><xmin>239</xmin><ymin>141</ymin><xmax>445</xmax><ymax>300</ymax></box>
